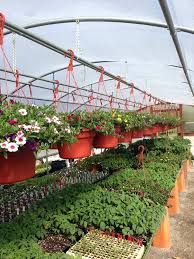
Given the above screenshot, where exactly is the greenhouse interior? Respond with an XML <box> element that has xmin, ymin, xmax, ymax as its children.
<box><xmin>1</xmin><ymin>1</ymin><xmax>194</xmax><ymax>258</ymax></box>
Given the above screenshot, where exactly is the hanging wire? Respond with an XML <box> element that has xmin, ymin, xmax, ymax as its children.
<box><xmin>125</xmin><ymin>61</ymin><xmax>128</xmax><ymax>80</ymax></box>
<box><xmin>12</xmin><ymin>32</ymin><xmax>16</xmax><ymax>73</ymax></box>
<box><xmin>75</xmin><ymin>19</ymin><xmax>81</xmax><ymax>58</ymax></box>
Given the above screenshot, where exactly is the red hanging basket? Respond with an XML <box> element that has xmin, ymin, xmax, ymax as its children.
<box><xmin>152</xmin><ymin>125</ymin><xmax>161</xmax><ymax>134</ymax></box>
<box><xmin>93</xmin><ymin>134</ymin><xmax>118</xmax><ymax>148</ymax></box>
<box><xmin>161</xmin><ymin>125</ymin><xmax>169</xmax><ymax>132</ymax></box>
<box><xmin>143</xmin><ymin>128</ymin><xmax>153</xmax><ymax>136</ymax></box>
<box><xmin>58</xmin><ymin>129</ymin><xmax>95</xmax><ymax>159</ymax></box>
<box><xmin>0</xmin><ymin>146</ymin><xmax>36</xmax><ymax>184</ymax></box>
<box><xmin>132</xmin><ymin>130</ymin><xmax>144</xmax><ymax>139</ymax></box>
<box><xmin>156</xmin><ymin>124</ymin><xmax>164</xmax><ymax>132</ymax></box>
<box><xmin>118</xmin><ymin>131</ymin><xmax>132</xmax><ymax>143</ymax></box>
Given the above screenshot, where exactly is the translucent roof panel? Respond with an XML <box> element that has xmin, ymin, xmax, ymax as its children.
<box><xmin>169</xmin><ymin>0</ymin><xmax>194</xmax><ymax>28</ymax></box>
<box><xmin>1</xmin><ymin>0</ymin><xmax>166</xmax><ymax>26</ymax></box>
<box><xmin>0</xmin><ymin>0</ymin><xmax>194</xmax><ymax>107</ymax></box>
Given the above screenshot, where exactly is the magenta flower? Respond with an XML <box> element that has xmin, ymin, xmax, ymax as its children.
<box><xmin>96</xmin><ymin>125</ymin><xmax>102</xmax><ymax>130</ymax></box>
<box><xmin>9</xmin><ymin>99</ymin><xmax>15</xmax><ymax>104</ymax></box>
<box><xmin>8</xmin><ymin>119</ymin><xmax>18</xmax><ymax>125</ymax></box>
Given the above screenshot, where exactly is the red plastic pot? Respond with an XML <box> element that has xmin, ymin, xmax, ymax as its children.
<box><xmin>161</xmin><ymin>125</ymin><xmax>169</xmax><ymax>132</ymax></box>
<box><xmin>157</xmin><ymin>124</ymin><xmax>164</xmax><ymax>132</ymax></box>
<box><xmin>118</xmin><ymin>131</ymin><xmax>132</xmax><ymax>143</ymax></box>
<box><xmin>143</xmin><ymin>128</ymin><xmax>154</xmax><ymax>136</ymax></box>
<box><xmin>132</xmin><ymin>130</ymin><xmax>144</xmax><ymax>139</ymax></box>
<box><xmin>93</xmin><ymin>134</ymin><xmax>118</xmax><ymax>148</ymax></box>
<box><xmin>152</xmin><ymin>125</ymin><xmax>161</xmax><ymax>134</ymax></box>
<box><xmin>0</xmin><ymin>146</ymin><xmax>36</xmax><ymax>184</ymax></box>
<box><xmin>58</xmin><ymin>129</ymin><xmax>95</xmax><ymax>159</ymax></box>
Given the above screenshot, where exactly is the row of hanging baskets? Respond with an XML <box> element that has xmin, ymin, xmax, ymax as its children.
<box><xmin>0</xmin><ymin>124</ymin><xmax>178</xmax><ymax>184</ymax></box>
<box><xmin>0</xmin><ymin>101</ymin><xmax>181</xmax><ymax>184</ymax></box>
<box><xmin>57</xmin><ymin>124</ymin><xmax>177</xmax><ymax>159</ymax></box>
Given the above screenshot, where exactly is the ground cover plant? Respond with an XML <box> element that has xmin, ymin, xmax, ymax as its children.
<box><xmin>0</xmin><ymin>184</ymin><xmax>165</xmax><ymax>258</ymax></box>
<box><xmin>0</xmin><ymin>136</ymin><xmax>191</xmax><ymax>258</ymax></box>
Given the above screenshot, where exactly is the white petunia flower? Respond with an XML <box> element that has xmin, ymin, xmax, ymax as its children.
<box><xmin>45</xmin><ymin>117</ymin><xmax>52</xmax><ymax>123</ymax></box>
<box><xmin>15</xmin><ymin>136</ymin><xmax>26</xmax><ymax>146</ymax></box>
<box><xmin>32</xmin><ymin>126</ymin><xmax>40</xmax><ymax>133</ymax></box>
<box><xmin>30</xmin><ymin>120</ymin><xmax>39</xmax><ymax>126</ymax></box>
<box><xmin>31</xmin><ymin>104</ymin><xmax>38</xmax><ymax>108</ymax></box>
<box><xmin>18</xmin><ymin>109</ymin><xmax>27</xmax><ymax>116</ymax></box>
<box><xmin>52</xmin><ymin>116</ymin><xmax>59</xmax><ymax>121</ymax></box>
<box><xmin>23</xmin><ymin>125</ymin><xmax>32</xmax><ymax>131</ymax></box>
<box><xmin>17</xmin><ymin>131</ymin><xmax>24</xmax><ymax>137</ymax></box>
<box><xmin>0</xmin><ymin>141</ymin><xmax>9</xmax><ymax>149</ymax></box>
<box><xmin>54</xmin><ymin>128</ymin><xmax>59</xmax><ymax>134</ymax></box>
<box><xmin>7</xmin><ymin>142</ymin><xmax>19</xmax><ymax>152</ymax></box>
<box><xmin>64</xmin><ymin>127</ymin><xmax>71</xmax><ymax>134</ymax></box>
<box><xmin>54</xmin><ymin>120</ymin><xmax>62</xmax><ymax>125</ymax></box>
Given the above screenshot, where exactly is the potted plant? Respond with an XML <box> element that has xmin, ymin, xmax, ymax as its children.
<box><xmin>0</xmin><ymin>101</ymin><xmax>60</xmax><ymax>184</ymax></box>
<box><xmin>131</xmin><ymin>112</ymin><xmax>145</xmax><ymax>139</ymax></box>
<box><xmin>112</xmin><ymin>111</ymin><xmax>133</xmax><ymax>143</ymax></box>
<box><xmin>92</xmin><ymin>111</ymin><xmax>118</xmax><ymax>148</ymax></box>
<box><xmin>142</xmin><ymin>113</ymin><xmax>158</xmax><ymax>137</ymax></box>
<box><xmin>57</xmin><ymin>111</ymin><xmax>95</xmax><ymax>159</ymax></box>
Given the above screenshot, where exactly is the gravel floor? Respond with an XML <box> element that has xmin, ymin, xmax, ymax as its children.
<box><xmin>145</xmin><ymin>165</ymin><xmax>194</xmax><ymax>259</ymax></box>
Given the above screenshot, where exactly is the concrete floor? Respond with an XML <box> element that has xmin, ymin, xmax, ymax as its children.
<box><xmin>145</xmin><ymin>165</ymin><xmax>194</xmax><ymax>259</ymax></box>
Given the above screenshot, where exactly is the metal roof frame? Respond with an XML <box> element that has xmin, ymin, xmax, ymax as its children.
<box><xmin>3</xmin><ymin>13</ymin><xmax>194</xmax><ymax>102</ymax></box>
<box><xmin>2</xmin><ymin>2</ymin><xmax>193</xmax><ymax>108</ymax></box>
<box><xmin>4</xmin><ymin>17</ymin><xmax>194</xmax><ymax>36</ymax></box>
<box><xmin>0</xmin><ymin>68</ymin><xmax>145</xmax><ymax>108</ymax></box>
<box><xmin>159</xmin><ymin>0</ymin><xmax>194</xmax><ymax>96</ymax></box>
<box><xmin>3</xmin><ymin>18</ymin><xmax>166</xmax><ymax>106</ymax></box>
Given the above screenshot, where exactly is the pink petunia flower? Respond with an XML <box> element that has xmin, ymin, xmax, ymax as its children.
<box><xmin>7</xmin><ymin>142</ymin><xmax>19</xmax><ymax>152</ymax></box>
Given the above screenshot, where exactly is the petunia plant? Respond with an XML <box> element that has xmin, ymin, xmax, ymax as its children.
<box><xmin>91</xmin><ymin>110</ymin><xmax>116</xmax><ymax>135</ymax></box>
<box><xmin>61</xmin><ymin>111</ymin><xmax>95</xmax><ymax>134</ymax></box>
<box><xmin>0</xmin><ymin>101</ymin><xmax>75</xmax><ymax>155</ymax></box>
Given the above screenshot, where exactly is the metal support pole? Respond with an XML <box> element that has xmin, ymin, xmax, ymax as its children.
<box><xmin>159</xmin><ymin>0</ymin><xmax>194</xmax><ymax>97</ymax></box>
<box><xmin>4</xmin><ymin>19</ymin><xmax>164</xmax><ymax>103</ymax></box>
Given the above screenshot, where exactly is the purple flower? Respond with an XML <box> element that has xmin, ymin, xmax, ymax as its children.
<box><xmin>26</xmin><ymin>140</ymin><xmax>38</xmax><ymax>151</ymax></box>
<box><xmin>0</xmin><ymin>109</ymin><xmax>3</xmax><ymax>115</ymax></box>
<box><xmin>9</xmin><ymin>99</ymin><xmax>16</xmax><ymax>104</ymax></box>
<box><xmin>5</xmin><ymin>133</ymin><xmax>16</xmax><ymax>141</ymax></box>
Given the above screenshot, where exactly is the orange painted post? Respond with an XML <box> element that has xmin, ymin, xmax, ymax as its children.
<box><xmin>177</xmin><ymin>169</ymin><xmax>185</xmax><ymax>193</ymax></box>
<box><xmin>186</xmin><ymin>160</ymin><xmax>190</xmax><ymax>172</ymax></box>
<box><xmin>167</xmin><ymin>180</ymin><xmax>180</xmax><ymax>215</ymax></box>
<box><xmin>183</xmin><ymin>160</ymin><xmax>188</xmax><ymax>174</ymax></box>
<box><xmin>152</xmin><ymin>207</ymin><xmax>172</xmax><ymax>248</ymax></box>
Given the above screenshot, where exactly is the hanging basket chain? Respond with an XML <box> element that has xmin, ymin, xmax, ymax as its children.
<box><xmin>12</xmin><ymin>32</ymin><xmax>16</xmax><ymax>73</ymax></box>
<box><xmin>75</xmin><ymin>19</ymin><xmax>81</xmax><ymax>58</ymax></box>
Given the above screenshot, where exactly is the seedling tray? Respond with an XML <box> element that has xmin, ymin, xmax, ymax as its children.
<box><xmin>66</xmin><ymin>231</ymin><xmax>144</xmax><ymax>259</ymax></box>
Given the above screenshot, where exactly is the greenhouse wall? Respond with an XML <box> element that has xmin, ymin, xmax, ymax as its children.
<box><xmin>183</xmin><ymin>105</ymin><xmax>194</xmax><ymax>134</ymax></box>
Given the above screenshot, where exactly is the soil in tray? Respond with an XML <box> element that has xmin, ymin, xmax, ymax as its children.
<box><xmin>38</xmin><ymin>233</ymin><xmax>73</xmax><ymax>253</ymax></box>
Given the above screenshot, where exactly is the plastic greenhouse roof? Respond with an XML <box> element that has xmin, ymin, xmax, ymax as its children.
<box><xmin>0</xmin><ymin>0</ymin><xmax>194</xmax><ymax>111</ymax></box>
